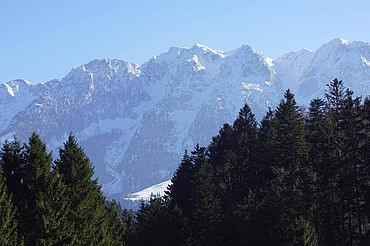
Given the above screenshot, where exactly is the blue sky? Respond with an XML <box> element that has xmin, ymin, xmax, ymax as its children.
<box><xmin>1</xmin><ymin>0</ymin><xmax>370</xmax><ymax>84</ymax></box>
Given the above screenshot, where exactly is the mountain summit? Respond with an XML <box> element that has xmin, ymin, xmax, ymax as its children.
<box><xmin>1</xmin><ymin>38</ymin><xmax>370</xmax><ymax>198</ymax></box>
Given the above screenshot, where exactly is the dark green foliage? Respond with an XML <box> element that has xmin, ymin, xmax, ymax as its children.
<box><xmin>306</xmin><ymin>79</ymin><xmax>369</xmax><ymax>245</ymax></box>
<box><xmin>134</xmin><ymin>198</ymin><xmax>186</xmax><ymax>246</ymax></box>
<box><xmin>0</xmin><ymin>134</ymin><xmax>126</xmax><ymax>246</ymax></box>
<box><xmin>255</xmin><ymin>108</ymin><xmax>275</xmax><ymax>188</ymax></box>
<box><xmin>269</xmin><ymin>90</ymin><xmax>312</xmax><ymax>244</ymax></box>
<box><xmin>166</xmin><ymin>151</ymin><xmax>194</xmax><ymax>215</ymax></box>
<box><xmin>106</xmin><ymin>200</ymin><xmax>126</xmax><ymax>246</ymax></box>
<box><xmin>235</xmin><ymin>189</ymin><xmax>285</xmax><ymax>245</ymax></box>
<box><xmin>0</xmin><ymin>138</ymin><xmax>25</xmax><ymax>211</ymax></box>
<box><xmin>0</xmin><ymin>173</ymin><xmax>22</xmax><ymax>246</ymax></box>
<box><xmin>307</xmin><ymin>98</ymin><xmax>335</xmax><ymax>245</ymax></box>
<box><xmin>189</xmin><ymin>159</ymin><xmax>222</xmax><ymax>246</ymax></box>
<box><xmin>273</xmin><ymin>89</ymin><xmax>308</xmax><ymax>170</ymax></box>
<box><xmin>54</xmin><ymin>135</ymin><xmax>123</xmax><ymax>245</ymax></box>
<box><xmin>120</xmin><ymin>209</ymin><xmax>137</xmax><ymax>246</ymax></box>
<box><xmin>231</xmin><ymin>104</ymin><xmax>258</xmax><ymax>202</ymax></box>
<box><xmin>20</xmin><ymin>133</ymin><xmax>74</xmax><ymax>245</ymax></box>
<box><xmin>208</xmin><ymin>104</ymin><xmax>258</xmax><ymax>210</ymax></box>
<box><xmin>208</xmin><ymin>123</ymin><xmax>237</xmax><ymax>208</ymax></box>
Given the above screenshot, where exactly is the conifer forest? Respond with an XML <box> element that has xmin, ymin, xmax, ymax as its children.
<box><xmin>0</xmin><ymin>79</ymin><xmax>369</xmax><ymax>245</ymax></box>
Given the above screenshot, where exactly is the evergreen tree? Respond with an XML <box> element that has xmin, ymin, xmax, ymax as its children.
<box><xmin>0</xmin><ymin>173</ymin><xmax>22</xmax><ymax>246</ymax></box>
<box><xmin>54</xmin><ymin>134</ymin><xmax>122</xmax><ymax>245</ymax></box>
<box><xmin>21</xmin><ymin>133</ymin><xmax>74</xmax><ymax>245</ymax></box>
<box><xmin>208</xmin><ymin>123</ymin><xmax>237</xmax><ymax>209</ymax></box>
<box><xmin>224</xmin><ymin>108</ymin><xmax>282</xmax><ymax>246</ymax></box>
<box><xmin>271</xmin><ymin>89</ymin><xmax>314</xmax><ymax>244</ymax></box>
<box><xmin>0</xmin><ymin>138</ymin><xmax>25</xmax><ymax>213</ymax></box>
<box><xmin>255</xmin><ymin>108</ymin><xmax>275</xmax><ymax>192</ymax></box>
<box><xmin>166</xmin><ymin>150</ymin><xmax>194</xmax><ymax>215</ymax></box>
<box><xmin>306</xmin><ymin>98</ymin><xmax>335</xmax><ymax>245</ymax></box>
<box><xmin>339</xmin><ymin>89</ymin><xmax>364</xmax><ymax>245</ymax></box>
<box><xmin>189</xmin><ymin>156</ymin><xmax>222</xmax><ymax>246</ymax></box>
<box><xmin>106</xmin><ymin>200</ymin><xmax>126</xmax><ymax>246</ymax></box>
<box><xmin>231</xmin><ymin>104</ymin><xmax>258</xmax><ymax>200</ymax></box>
<box><xmin>325</xmin><ymin>79</ymin><xmax>350</xmax><ymax>245</ymax></box>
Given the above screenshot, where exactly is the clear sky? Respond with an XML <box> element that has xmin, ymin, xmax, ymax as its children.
<box><xmin>1</xmin><ymin>0</ymin><xmax>370</xmax><ymax>84</ymax></box>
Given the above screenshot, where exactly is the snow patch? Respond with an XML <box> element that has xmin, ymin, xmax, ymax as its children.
<box><xmin>188</xmin><ymin>55</ymin><xmax>205</xmax><ymax>71</ymax></box>
<box><xmin>241</xmin><ymin>82</ymin><xmax>263</xmax><ymax>92</ymax></box>
<box><xmin>124</xmin><ymin>180</ymin><xmax>172</xmax><ymax>201</ymax></box>
<box><xmin>361</xmin><ymin>57</ymin><xmax>370</xmax><ymax>66</ymax></box>
<box><xmin>4</xmin><ymin>83</ymin><xmax>15</xmax><ymax>96</ymax></box>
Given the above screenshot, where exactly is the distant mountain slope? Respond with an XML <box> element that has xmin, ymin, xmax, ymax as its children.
<box><xmin>1</xmin><ymin>38</ymin><xmax>370</xmax><ymax>198</ymax></box>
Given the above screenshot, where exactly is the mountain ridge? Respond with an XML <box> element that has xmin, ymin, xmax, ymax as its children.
<box><xmin>1</xmin><ymin>38</ymin><xmax>370</xmax><ymax>199</ymax></box>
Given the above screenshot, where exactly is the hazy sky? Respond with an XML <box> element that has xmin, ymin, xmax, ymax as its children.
<box><xmin>1</xmin><ymin>0</ymin><xmax>370</xmax><ymax>83</ymax></box>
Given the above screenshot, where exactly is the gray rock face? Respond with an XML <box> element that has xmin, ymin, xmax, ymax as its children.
<box><xmin>1</xmin><ymin>39</ymin><xmax>370</xmax><ymax>198</ymax></box>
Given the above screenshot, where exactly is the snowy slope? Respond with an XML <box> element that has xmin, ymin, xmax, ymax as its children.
<box><xmin>1</xmin><ymin>38</ymin><xmax>370</xmax><ymax>199</ymax></box>
<box><xmin>124</xmin><ymin>180</ymin><xmax>171</xmax><ymax>201</ymax></box>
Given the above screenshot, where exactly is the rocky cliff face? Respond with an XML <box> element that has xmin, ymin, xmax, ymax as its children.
<box><xmin>1</xmin><ymin>38</ymin><xmax>369</xmax><ymax>197</ymax></box>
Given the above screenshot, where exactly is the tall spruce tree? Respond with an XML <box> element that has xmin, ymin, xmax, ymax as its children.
<box><xmin>54</xmin><ymin>135</ymin><xmax>122</xmax><ymax>245</ymax></box>
<box><xmin>306</xmin><ymin>98</ymin><xmax>335</xmax><ymax>245</ymax></box>
<box><xmin>231</xmin><ymin>104</ymin><xmax>258</xmax><ymax>201</ymax></box>
<box><xmin>166</xmin><ymin>150</ymin><xmax>194</xmax><ymax>215</ymax></box>
<box><xmin>21</xmin><ymin>133</ymin><xmax>73</xmax><ymax>245</ymax></box>
<box><xmin>325</xmin><ymin>79</ymin><xmax>348</xmax><ymax>245</ymax></box>
<box><xmin>340</xmin><ymin>89</ymin><xmax>364</xmax><ymax>245</ymax></box>
<box><xmin>255</xmin><ymin>108</ymin><xmax>275</xmax><ymax>192</ymax></box>
<box><xmin>272</xmin><ymin>89</ymin><xmax>314</xmax><ymax>244</ymax></box>
<box><xmin>208</xmin><ymin>123</ymin><xmax>237</xmax><ymax>210</ymax></box>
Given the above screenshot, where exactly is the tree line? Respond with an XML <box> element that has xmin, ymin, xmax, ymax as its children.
<box><xmin>0</xmin><ymin>79</ymin><xmax>369</xmax><ymax>245</ymax></box>
<box><xmin>133</xmin><ymin>79</ymin><xmax>369</xmax><ymax>246</ymax></box>
<box><xmin>0</xmin><ymin>134</ymin><xmax>126</xmax><ymax>245</ymax></box>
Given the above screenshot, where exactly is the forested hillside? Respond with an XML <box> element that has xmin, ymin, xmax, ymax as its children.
<box><xmin>133</xmin><ymin>79</ymin><xmax>369</xmax><ymax>246</ymax></box>
<box><xmin>0</xmin><ymin>79</ymin><xmax>369</xmax><ymax>245</ymax></box>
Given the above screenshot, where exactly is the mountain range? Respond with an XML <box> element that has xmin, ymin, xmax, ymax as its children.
<box><xmin>1</xmin><ymin>38</ymin><xmax>370</xmax><ymax>200</ymax></box>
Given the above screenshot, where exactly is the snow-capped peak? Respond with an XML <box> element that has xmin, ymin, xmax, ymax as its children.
<box><xmin>329</xmin><ymin>37</ymin><xmax>351</xmax><ymax>46</ymax></box>
<box><xmin>191</xmin><ymin>43</ymin><xmax>225</xmax><ymax>57</ymax></box>
<box><xmin>2</xmin><ymin>38</ymin><xmax>370</xmax><ymax>200</ymax></box>
<box><xmin>318</xmin><ymin>38</ymin><xmax>352</xmax><ymax>53</ymax></box>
